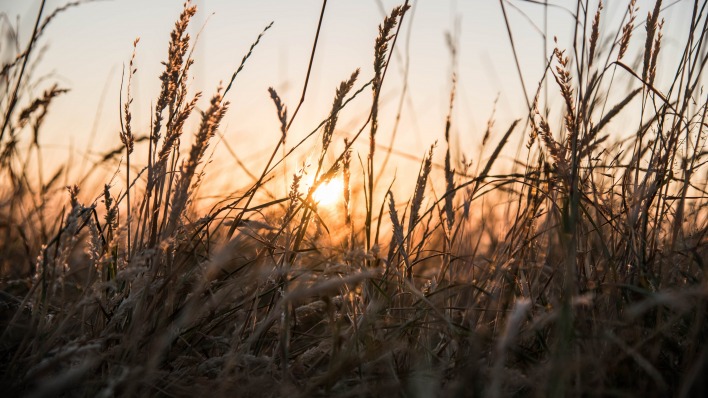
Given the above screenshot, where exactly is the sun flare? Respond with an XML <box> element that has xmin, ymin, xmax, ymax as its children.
<box><xmin>312</xmin><ymin>177</ymin><xmax>344</xmax><ymax>206</ymax></box>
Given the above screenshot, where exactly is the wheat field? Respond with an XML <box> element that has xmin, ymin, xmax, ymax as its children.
<box><xmin>1</xmin><ymin>1</ymin><xmax>708</xmax><ymax>397</ymax></box>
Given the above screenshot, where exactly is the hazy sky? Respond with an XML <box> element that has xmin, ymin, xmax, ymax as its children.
<box><xmin>1</xmin><ymin>0</ymin><xmax>697</xmax><ymax>189</ymax></box>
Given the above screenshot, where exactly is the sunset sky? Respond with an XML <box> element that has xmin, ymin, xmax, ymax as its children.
<box><xmin>2</xmin><ymin>0</ymin><xmax>696</xmax><ymax>191</ymax></box>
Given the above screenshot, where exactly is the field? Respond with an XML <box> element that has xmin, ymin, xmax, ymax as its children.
<box><xmin>1</xmin><ymin>1</ymin><xmax>708</xmax><ymax>396</ymax></box>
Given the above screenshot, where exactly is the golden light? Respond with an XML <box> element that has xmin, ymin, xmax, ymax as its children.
<box><xmin>312</xmin><ymin>177</ymin><xmax>344</xmax><ymax>206</ymax></box>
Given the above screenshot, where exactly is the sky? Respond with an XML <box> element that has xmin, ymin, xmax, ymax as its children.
<box><xmin>1</xmin><ymin>0</ymin><xmax>698</xmax><ymax>194</ymax></box>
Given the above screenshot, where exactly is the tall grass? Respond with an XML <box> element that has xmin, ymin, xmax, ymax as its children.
<box><xmin>1</xmin><ymin>1</ymin><xmax>708</xmax><ymax>397</ymax></box>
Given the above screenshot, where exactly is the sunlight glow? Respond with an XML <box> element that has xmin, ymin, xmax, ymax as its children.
<box><xmin>312</xmin><ymin>177</ymin><xmax>344</xmax><ymax>207</ymax></box>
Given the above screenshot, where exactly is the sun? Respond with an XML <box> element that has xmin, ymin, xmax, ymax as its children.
<box><xmin>312</xmin><ymin>177</ymin><xmax>344</xmax><ymax>206</ymax></box>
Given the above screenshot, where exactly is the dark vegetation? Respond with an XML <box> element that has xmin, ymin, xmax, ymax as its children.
<box><xmin>1</xmin><ymin>0</ymin><xmax>707</xmax><ymax>396</ymax></box>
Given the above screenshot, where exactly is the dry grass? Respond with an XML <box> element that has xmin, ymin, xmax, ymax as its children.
<box><xmin>1</xmin><ymin>1</ymin><xmax>708</xmax><ymax>397</ymax></box>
